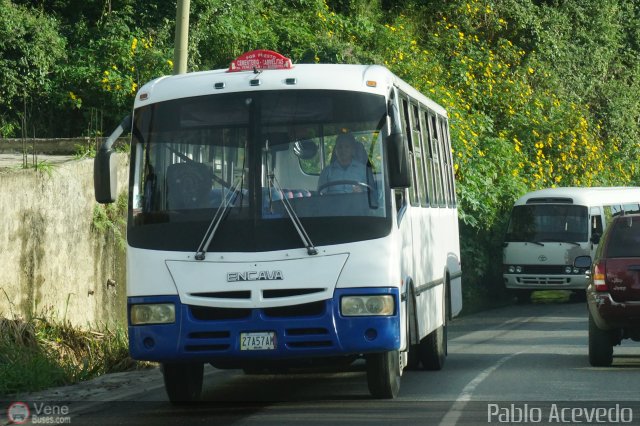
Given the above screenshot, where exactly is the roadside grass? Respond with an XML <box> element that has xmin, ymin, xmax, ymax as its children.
<box><xmin>461</xmin><ymin>287</ymin><xmax>576</xmax><ymax>316</ymax></box>
<box><xmin>0</xmin><ymin>316</ymin><xmax>139</xmax><ymax>397</ymax></box>
<box><xmin>531</xmin><ymin>290</ymin><xmax>572</xmax><ymax>304</ymax></box>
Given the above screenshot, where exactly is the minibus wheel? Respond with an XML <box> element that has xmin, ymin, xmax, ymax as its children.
<box><xmin>162</xmin><ymin>362</ymin><xmax>204</xmax><ymax>404</ymax></box>
<box><xmin>366</xmin><ymin>350</ymin><xmax>401</xmax><ymax>399</ymax></box>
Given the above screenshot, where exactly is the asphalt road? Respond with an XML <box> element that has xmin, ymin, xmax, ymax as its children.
<box><xmin>5</xmin><ymin>300</ymin><xmax>640</xmax><ymax>425</ymax></box>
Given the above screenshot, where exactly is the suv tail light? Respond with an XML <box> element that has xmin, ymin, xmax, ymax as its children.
<box><xmin>593</xmin><ymin>261</ymin><xmax>607</xmax><ymax>292</ymax></box>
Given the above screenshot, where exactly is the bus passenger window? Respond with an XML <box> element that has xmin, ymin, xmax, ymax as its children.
<box><xmin>591</xmin><ymin>215</ymin><xmax>603</xmax><ymax>243</ymax></box>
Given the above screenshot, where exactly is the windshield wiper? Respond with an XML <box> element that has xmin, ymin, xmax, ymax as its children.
<box><xmin>527</xmin><ymin>241</ymin><xmax>545</xmax><ymax>246</ymax></box>
<box><xmin>537</xmin><ymin>238</ymin><xmax>581</xmax><ymax>246</ymax></box>
<box><xmin>194</xmin><ymin>179</ymin><xmax>243</xmax><ymax>261</ymax></box>
<box><xmin>268</xmin><ymin>173</ymin><xmax>317</xmax><ymax>256</ymax></box>
<box><xmin>263</xmin><ymin>140</ymin><xmax>317</xmax><ymax>256</ymax></box>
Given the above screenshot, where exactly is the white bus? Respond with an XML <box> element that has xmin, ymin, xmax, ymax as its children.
<box><xmin>503</xmin><ymin>186</ymin><xmax>640</xmax><ymax>302</ymax></box>
<box><xmin>94</xmin><ymin>50</ymin><xmax>462</xmax><ymax>401</ymax></box>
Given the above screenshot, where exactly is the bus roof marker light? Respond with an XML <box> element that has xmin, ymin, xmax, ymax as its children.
<box><xmin>139</xmin><ymin>93</ymin><xmax>149</xmax><ymax>101</ymax></box>
<box><xmin>214</xmin><ymin>82</ymin><xmax>225</xmax><ymax>89</ymax></box>
<box><xmin>228</xmin><ymin>50</ymin><xmax>294</xmax><ymax>73</ymax></box>
<box><xmin>366</xmin><ymin>80</ymin><xmax>377</xmax><ymax>88</ymax></box>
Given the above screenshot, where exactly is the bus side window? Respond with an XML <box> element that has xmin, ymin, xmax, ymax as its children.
<box><xmin>400</xmin><ymin>97</ymin><xmax>419</xmax><ymax>207</ymax></box>
<box><xmin>591</xmin><ymin>215</ymin><xmax>603</xmax><ymax>244</ymax></box>
<box><xmin>420</xmin><ymin>110</ymin><xmax>435</xmax><ymax>206</ymax></box>
<box><xmin>440</xmin><ymin>118</ymin><xmax>456</xmax><ymax>207</ymax></box>
<box><xmin>623</xmin><ymin>203</ymin><xmax>640</xmax><ymax>214</ymax></box>
<box><xmin>410</xmin><ymin>102</ymin><xmax>427</xmax><ymax>207</ymax></box>
<box><xmin>429</xmin><ymin>113</ymin><xmax>445</xmax><ymax>207</ymax></box>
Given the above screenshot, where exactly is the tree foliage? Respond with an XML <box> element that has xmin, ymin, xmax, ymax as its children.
<box><xmin>0</xmin><ymin>0</ymin><xmax>65</xmax><ymax>136</ymax></box>
<box><xmin>2</xmin><ymin>0</ymin><xmax>640</xmax><ymax>296</ymax></box>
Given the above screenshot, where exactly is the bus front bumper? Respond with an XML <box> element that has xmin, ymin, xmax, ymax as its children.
<box><xmin>503</xmin><ymin>274</ymin><xmax>588</xmax><ymax>290</ymax></box>
<box><xmin>127</xmin><ymin>287</ymin><xmax>401</xmax><ymax>363</ymax></box>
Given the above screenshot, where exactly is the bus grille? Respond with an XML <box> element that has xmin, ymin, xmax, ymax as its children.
<box><xmin>263</xmin><ymin>301</ymin><xmax>326</xmax><ymax>318</ymax></box>
<box><xmin>521</xmin><ymin>265</ymin><xmax>567</xmax><ymax>274</ymax></box>
<box><xmin>190</xmin><ymin>306</ymin><xmax>251</xmax><ymax>320</ymax></box>
<box><xmin>518</xmin><ymin>277</ymin><xmax>569</xmax><ymax>285</ymax></box>
<box><xmin>285</xmin><ymin>327</ymin><xmax>333</xmax><ymax>349</ymax></box>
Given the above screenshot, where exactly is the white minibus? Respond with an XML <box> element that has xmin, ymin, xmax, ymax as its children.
<box><xmin>503</xmin><ymin>186</ymin><xmax>640</xmax><ymax>302</ymax></box>
<box><xmin>94</xmin><ymin>50</ymin><xmax>462</xmax><ymax>401</ymax></box>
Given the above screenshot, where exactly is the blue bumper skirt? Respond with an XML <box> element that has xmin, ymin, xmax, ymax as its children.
<box><xmin>128</xmin><ymin>287</ymin><xmax>400</xmax><ymax>363</ymax></box>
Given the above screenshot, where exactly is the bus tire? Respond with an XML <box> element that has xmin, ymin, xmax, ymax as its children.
<box><xmin>162</xmin><ymin>362</ymin><xmax>204</xmax><ymax>404</ymax></box>
<box><xmin>419</xmin><ymin>284</ymin><xmax>448</xmax><ymax>370</ymax></box>
<box><xmin>588</xmin><ymin>314</ymin><xmax>613</xmax><ymax>367</ymax></box>
<box><xmin>515</xmin><ymin>290</ymin><xmax>532</xmax><ymax>304</ymax></box>
<box><xmin>366</xmin><ymin>350</ymin><xmax>401</xmax><ymax>399</ymax></box>
<box><xmin>419</xmin><ymin>323</ymin><xmax>446</xmax><ymax>370</ymax></box>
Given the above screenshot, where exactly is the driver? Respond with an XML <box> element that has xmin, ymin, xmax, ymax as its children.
<box><xmin>318</xmin><ymin>133</ymin><xmax>367</xmax><ymax>194</ymax></box>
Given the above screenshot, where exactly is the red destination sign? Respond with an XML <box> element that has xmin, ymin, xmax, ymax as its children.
<box><xmin>228</xmin><ymin>50</ymin><xmax>293</xmax><ymax>72</ymax></box>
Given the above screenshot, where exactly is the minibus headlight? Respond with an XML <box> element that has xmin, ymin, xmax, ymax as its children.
<box><xmin>341</xmin><ymin>295</ymin><xmax>394</xmax><ymax>316</ymax></box>
<box><xmin>507</xmin><ymin>265</ymin><xmax>516</xmax><ymax>273</ymax></box>
<box><xmin>515</xmin><ymin>266</ymin><xmax>523</xmax><ymax>273</ymax></box>
<box><xmin>565</xmin><ymin>266</ymin><xmax>573</xmax><ymax>274</ymax></box>
<box><xmin>130</xmin><ymin>303</ymin><xmax>176</xmax><ymax>325</ymax></box>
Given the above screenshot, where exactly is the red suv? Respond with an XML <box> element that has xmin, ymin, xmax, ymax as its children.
<box><xmin>576</xmin><ymin>213</ymin><xmax>640</xmax><ymax>366</ymax></box>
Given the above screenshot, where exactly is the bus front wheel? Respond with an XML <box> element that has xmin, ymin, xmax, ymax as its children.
<box><xmin>366</xmin><ymin>350</ymin><xmax>401</xmax><ymax>399</ymax></box>
<box><xmin>162</xmin><ymin>362</ymin><xmax>204</xmax><ymax>404</ymax></box>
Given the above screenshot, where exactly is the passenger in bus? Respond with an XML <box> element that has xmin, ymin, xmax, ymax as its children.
<box><xmin>318</xmin><ymin>133</ymin><xmax>368</xmax><ymax>194</ymax></box>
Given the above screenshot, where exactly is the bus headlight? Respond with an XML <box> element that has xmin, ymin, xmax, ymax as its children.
<box><xmin>130</xmin><ymin>304</ymin><xmax>176</xmax><ymax>325</ymax></box>
<box><xmin>341</xmin><ymin>295</ymin><xmax>394</xmax><ymax>316</ymax></box>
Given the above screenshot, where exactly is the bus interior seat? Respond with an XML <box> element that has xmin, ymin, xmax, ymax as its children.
<box><xmin>166</xmin><ymin>162</ymin><xmax>212</xmax><ymax>209</ymax></box>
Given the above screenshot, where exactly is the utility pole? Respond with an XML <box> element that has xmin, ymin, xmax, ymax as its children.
<box><xmin>173</xmin><ymin>0</ymin><xmax>190</xmax><ymax>75</ymax></box>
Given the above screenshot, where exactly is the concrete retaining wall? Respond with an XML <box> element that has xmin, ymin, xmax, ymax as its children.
<box><xmin>0</xmin><ymin>154</ymin><xmax>130</xmax><ymax>327</ymax></box>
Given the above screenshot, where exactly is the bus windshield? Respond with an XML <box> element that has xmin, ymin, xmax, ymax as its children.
<box><xmin>505</xmin><ymin>204</ymin><xmax>589</xmax><ymax>243</ymax></box>
<box><xmin>127</xmin><ymin>90</ymin><xmax>391</xmax><ymax>252</ymax></box>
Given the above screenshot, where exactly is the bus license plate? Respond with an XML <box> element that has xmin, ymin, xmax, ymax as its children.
<box><xmin>240</xmin><ymin>332</ymin><xmax>276</xmax><ymax>350</ymax></box>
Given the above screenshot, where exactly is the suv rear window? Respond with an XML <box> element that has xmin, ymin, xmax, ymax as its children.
<box><xmin>607</xmin><ymin>216</ymin><xmax>640</xmax><ymax>258</ymax></box>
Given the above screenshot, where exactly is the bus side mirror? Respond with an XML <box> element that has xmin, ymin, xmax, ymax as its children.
<box><xmin>573</xmin><ymin>255</ymin><xmax>592</xmax><ymax>269</ymax></box>
<box><xmin>385</xmin><ymin>99</ymin><xmax>410</xmax><ymax>189</ymax></box>
<box><xmin>94</xmin><ymin>115</ymin><xmax>131</xmax><ymax>204</ymax></box>
<box><xmin>94</xmin><ymin>149</ymin><xmax>118</xmax><ymax>203</ymax></box>
<box><xmin>385</xmin><ymin>133</ymin><xmax>410</xmax><ymax>188</ymax></box>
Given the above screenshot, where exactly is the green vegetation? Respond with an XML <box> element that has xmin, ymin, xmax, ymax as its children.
<box><xmin>2</xmin><ymin>0</ymin><xmax>639</xmax><ymax>306</ymax></box>
<box><xmin>0</xmin><ymin>315</ymin><xmax>134</xmax><ymax>396</ymax></box>
<box><xmin>92</xmin><ymin>191</ymin><xmax>128</xmax><ymax>249</ymax></box>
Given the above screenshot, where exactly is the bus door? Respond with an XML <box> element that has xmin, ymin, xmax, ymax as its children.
<box><xmin>589</xmin><ymin>206</ymin><xmax>604</xmax><ymax>255</ymax></box>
